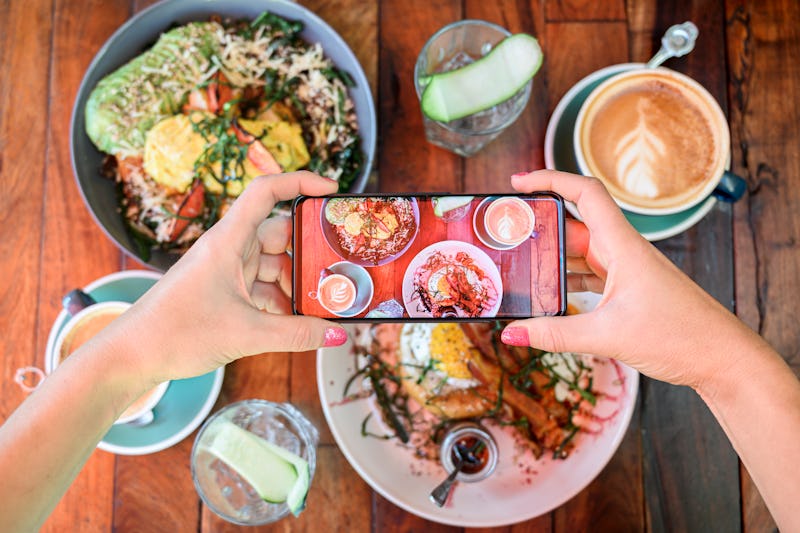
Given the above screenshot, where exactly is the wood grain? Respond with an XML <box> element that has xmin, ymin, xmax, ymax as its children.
<box><xmin>0</xmin><ymin>0</ymin><xmax>52</xmax><ymax>419</ymax></box>
<box><xmin>543</xmin><ymin>17</ymin><xmax>644</xmax><ymax>532</ymax></box>
<box><xmin>302</xmin><ymin>0</ymin><xmax>378</xmax><ymax>99</ymax></box>
<box><xmin>36</xmin><ymin>0</ymin><xmax>130</xmax><ymax>530</ymax></box>
<box><xmin>464</xmin><ymin>1</ymin><xmax>547</xmax><ymax>183</ymax></box>
<box><xmin>545</xmin><ymin>0</ymin><xmax>627</xmax><ymax>22</ymax></box>
<box><xmin>373</xmin><ymin>492</ymin><xmax>458</xmax><ymax>533</ymax></box>
<box><xmin>629</xmin><ymin>2</ymin><xmax>741</xmax><ymax>532</ymax></box>
<box><xmin>543</xmin><ymin>22</ymin><xmax>629</xmax><ymax>115</ymax></box>
<box><xmin>379</xmin><ymin>0</ymin><xmax>463</xmax><ymax>193</ymax></box>
<box><xmin>1</xmin><ymin>0</ymin><xmax>795</xmax><ymax>530</ymax></box>
<box><xmin>726</xmin><ymin>0</ymin><xmax>799</xmax><ymax>531</ymax></box>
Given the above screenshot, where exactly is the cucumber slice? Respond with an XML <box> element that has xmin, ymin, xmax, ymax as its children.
<box><xmin>420</xmin><ymin>33</ymin><xmax>542</xmax><ymax>122</ymax></box>
<box><xmin>433</xmin><ymin>196</ymin><xmax>474</xmax><ymax>217</ymax></box>
<box><xmin>202</xmin><ymin>420</ymin><xmax>309</xmax><ymax>513</ymax></box>
<box><xmin>259</xmin><ymin>439</ymin><xmax>311</xmax><ymax>516</ymax></box>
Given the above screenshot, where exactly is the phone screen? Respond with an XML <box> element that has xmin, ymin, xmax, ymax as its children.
<box><xmin>292</xmin><ymin>194</ymin><xmax>565</xmax><ymax>320</ymax></box>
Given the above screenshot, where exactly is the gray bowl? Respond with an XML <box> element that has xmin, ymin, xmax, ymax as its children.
<box><xmin>70</xmin><ymin>0</ymin><xmax>376</xmax><ymax>272</ymax></box>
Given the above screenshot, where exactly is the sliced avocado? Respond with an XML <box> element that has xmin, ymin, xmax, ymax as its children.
<box><xmin>85</xmin><ymin>22</ymin><xmax>221</xmax><ymax>155</ymax></box>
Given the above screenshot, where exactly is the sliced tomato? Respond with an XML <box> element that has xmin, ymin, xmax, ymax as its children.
<box><xmin>231</xmin><ymin>119</ymin><xmax>256</xmax><ymax>144</ymax></box>
<box><xmin>231</xmin><ymin>117</ymin><xmax>282</xmax><ymax>175</ymax></box>
<box><xmin>247</xmin><ymin>139</ymin><xmax>282</xmax><ymax>175</ymax></box>
<box><xmin>169</xmin><ymin>180</ymin><xmax>205</xmax><ymax>242</ymax></box>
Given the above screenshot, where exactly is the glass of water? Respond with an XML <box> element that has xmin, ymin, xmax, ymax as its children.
<box><xmin>414</xmin><ymin>20</ymin><xmax>532</xmax><ymax>157</ymax></box>
<box><xmin>191</xmin><ymin>400</ymin><xmax>319</xmax><ymax>525</ymax></box>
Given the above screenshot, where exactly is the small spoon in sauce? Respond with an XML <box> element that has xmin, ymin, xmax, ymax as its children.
<box><xmin>429</xmin><ymin>439</ymin><xmax>485</xmax><ymax>507</ymax></box>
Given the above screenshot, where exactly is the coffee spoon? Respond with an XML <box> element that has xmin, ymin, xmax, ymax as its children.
<box><xmin>646</xmin><ymin>21</ymin><xmax>699</xmax><ymax>68</ymax></box>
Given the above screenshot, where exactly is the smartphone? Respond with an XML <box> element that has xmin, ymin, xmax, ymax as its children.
<box><xmin>292</xmin><ymin>193</ymin><xmax>566</xmax><ymax>321</ymax></box>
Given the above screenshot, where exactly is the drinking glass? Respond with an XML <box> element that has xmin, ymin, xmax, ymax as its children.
<box><xmin>414</xmin><ymin>20</ymin><xmax>532</xmax><ymax>157</ymax></box>
<box><xmin>191</xmin><ymin>400</ymin><xmax>319</xmax><ymax>525</ymax></box>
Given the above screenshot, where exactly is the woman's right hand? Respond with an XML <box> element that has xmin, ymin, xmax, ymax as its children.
<box><xmin>501</xmin><ymin>170</ymin><xmax>767</xmax><ymax>391</ymax></box>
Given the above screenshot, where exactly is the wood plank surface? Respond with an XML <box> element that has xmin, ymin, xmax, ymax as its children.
<box><xmin>542</xmin><ymin>15</ymin><xmax>644</xmax><ymax>533</ymax></box>
<box><xmin>726</xmin><ymin>1</ymin><xmax>799</xmax><ymax>532</ymax></box>
<box><xmin>1</xmin><ymin>0</ymin><xmax>797</xmax><ymax>531</ymax></box>
<box><xmin>633</xmin><ymin>2</ymin><xmax>741</xmax><ymax>532</ymax></box>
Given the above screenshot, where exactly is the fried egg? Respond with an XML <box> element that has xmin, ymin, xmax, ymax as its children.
<box><xmin>400</xmin><ymin>323</ymin><xmax>480</xmax><ymax>391</ymax></box>
<box><xmin>144</xmin><ymin>113</ymin><xmax>207</xmax><ymax>192</ymax></box>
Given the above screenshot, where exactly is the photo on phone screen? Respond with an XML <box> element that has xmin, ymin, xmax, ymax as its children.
<box><xmin>292</xmin><ymin>193</ymin><xmax>566</xmax><ymax>321</ymax></box>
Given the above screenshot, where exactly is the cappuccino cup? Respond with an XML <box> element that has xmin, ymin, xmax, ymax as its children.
<box><xmin>318</xmin><ymin>274</ymin><xmax>357</xmax><ymax>314</ymax></box>
<box><xmin>483</xmin><ymin>197</ymin><xmax>536</xmax><ymax>248</ymax></box>
<box><xmin>48</xmin><ymin>298</ymin><xmax>169</xmax><ymax>426</ymax></box>
<box><xmin>311</xmin><ymin>261</ymin><xmax>374</xmax><ymax>317</ymax></box>
<box><xmin>574</xmin><ymin>67</ymin><xmax>745</xmax><ymax>215</ymax></box>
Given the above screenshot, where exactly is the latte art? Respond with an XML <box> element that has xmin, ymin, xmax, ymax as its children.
<box><xmin>484</xmin><ymin>197</ymin><xmax>535</xmax><ymax>247</ymax></box>
<box><xmin>318</xmin><ymin>273</ymin><xmax>357</xmax><ymax>313</ymax></box>
<box><xmin>495</xmin><ymin>210</ymin><xmax>517</xmax><ymax>240</ymax></box>
<box><xmin>327</xmin><ymin>280</ymin><xmax>352</xmax><ymax>304</ymax></box>
<box><xmin>612</xmin><ymin>99</ymin><xmax>666</xmax><ymax>199</ymax></box>
<box><xmin>577</xmin><ymin>69</ymin><xmax>729</xmax><ymax>214</ymax></box>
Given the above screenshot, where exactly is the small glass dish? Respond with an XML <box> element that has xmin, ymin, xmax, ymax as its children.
<box><xmin>191</xmin><ymin>399</ymin><xmax>319</xmax><ymax>525</ymax></box>
<box><xmin>440</xmin><ymin>421</ymin><xmax>499</xmax><ymax>482</ymax></box>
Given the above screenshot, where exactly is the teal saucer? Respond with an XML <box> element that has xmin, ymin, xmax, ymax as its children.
<box><xmin>543</xmin><ymin>63</ymin><xmax>716</xmax><ymax>241</ymax></box>
<box><xmin>45</xmin><ymin>270</ymin><xmax>224</xmax><ymax>455</ymax></box>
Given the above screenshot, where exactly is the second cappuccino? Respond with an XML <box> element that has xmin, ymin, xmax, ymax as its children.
<box><xmin>575</xmin><ymin>68</ymin><xmax>729</xmax><ymax>215</ymax></box>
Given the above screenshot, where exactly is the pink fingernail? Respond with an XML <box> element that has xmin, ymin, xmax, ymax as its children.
<box><xmin>323</xmin><ymin>327</ymin><xmax>348</xmax><ymax>347</ymax></box>
<box><xmin>501</xmin><ymin>327</ymin><xmax>529</xmax><ymax>346</ymax></box>
<box><xmin>511</xmin><ymin>171</ymin><xmax>532</xmax><ymax>178</ymax></box>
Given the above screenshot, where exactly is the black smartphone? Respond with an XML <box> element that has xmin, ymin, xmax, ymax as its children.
<box><xmin>291</xmin><ymin>193</ymin><xmax>566</xmax><ymax>321</ymax></box>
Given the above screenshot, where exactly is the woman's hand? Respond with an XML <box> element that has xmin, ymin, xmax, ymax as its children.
<box><xmin>113</xmin><ymin>171</ymin><xmax>346</xmax><ymax>385</ymax></box>
<box><xmin>501</xmin><ymin>170</ymin><xmax>765</xmax><ymax>390</ymax></box>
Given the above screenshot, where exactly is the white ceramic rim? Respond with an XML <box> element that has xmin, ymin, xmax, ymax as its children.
<box><xmin>572</xmin><ymin>67</ymin><xmax>729</xmax><ymax>216</ymax></box>
<box><xmin>45</xmin><ymin>270</ymin><xmax>161</xmax><ymax>364</ymax></box>
<box><xmin>543</xmin><ymin>63</ymin><xmax>717</xmax><ymax>241</ymax></box>
<box><xmin>43</xmin><ymin>270</ymin><xmax>225</xmax><ymax>456</ymax></box>
<box><xmin>49</xmin><ymin>299</ymin><xmax>170</xmax><ymax>425</ymax></box>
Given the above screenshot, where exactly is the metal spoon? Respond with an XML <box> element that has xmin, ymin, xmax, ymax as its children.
<box><xmin>429</xmin><ymin>439</ymin><xmax>484</xmax><ymax>507</ymax></box>
<box><xmin>646</xmin><ymin>21</ymin><xmax>699</xmax><ymax>68</ymax></box>
<box><xmin>429</xmin><ymin>451</ymin><xmax>467</xmax><ymax>507</ymax></box>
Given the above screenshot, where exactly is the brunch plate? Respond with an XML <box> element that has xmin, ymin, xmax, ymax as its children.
<box><xmin>544</xmin><ymin>63</ymin><xmax>716</xmax><ymax>241</ymax></box>
<box><xmin>44</xmin><ymin>270</ymin><xmax>224</xmax><ymax>456</ymax></box>
<box><xmin>401</xmin><ymin>241</ymin><xmax>503</xmax><ymax>318</ymax></box>
<box><xmin>317</xmin><ymin>292</ymin><xmax>639</xmax><ymax>527</ymax></box>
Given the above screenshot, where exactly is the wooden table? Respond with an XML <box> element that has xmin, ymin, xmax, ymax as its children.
<box><xmin>0</xmin><ymin>0</ymin><xmax>796</xmax><ymax>531</ymax></box>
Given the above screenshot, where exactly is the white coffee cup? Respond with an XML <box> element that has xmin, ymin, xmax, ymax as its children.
<box><xmin>310</xmin><ymin>262</ymin><xmax>374</xmax><ymax>317</ymax></box>
<box><xmin>48</xmin><ymin>300</ymin><xmax>169</xmax><ymax>426</ymax></box>
<box><xmin>573</xmin><ymin>67</ymin><xmax>744</xmax><ymax>215</ymax></box>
